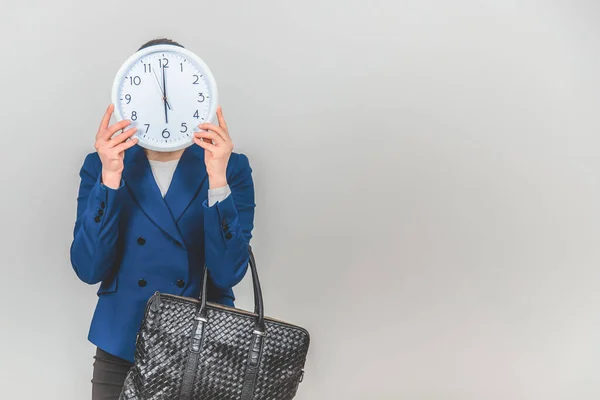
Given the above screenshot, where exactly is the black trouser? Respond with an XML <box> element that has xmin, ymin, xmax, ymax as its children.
<box><xmin>91</xmin><ymin>346</ymin><xmax>133</xmax><ymax>400</ymax></box>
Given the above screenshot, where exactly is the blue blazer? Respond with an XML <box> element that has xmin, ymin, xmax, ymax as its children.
<box><xmin>69</xmin><ymin>144</ymin><xmax>255</xmax><ymax>363</ymax></box>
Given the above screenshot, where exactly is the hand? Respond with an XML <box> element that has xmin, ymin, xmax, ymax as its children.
<box><xmin>95</xmin><ymin>104</ymin><xmax>138</xmax><ymax>189</ymax></box>
<box><xmin>162</xmin><ymin>65</ymin><xmax>168</xmax><ymax>123</ymax></box>
<box><xmin>193</xmin><ymin>106</ymin><xmax>233</xmax><ymax>188</ymax></box>
<box><xmin>152</xmin><ymin>68</ymin><xmax>171</xmax><ymax>110</ymax></box>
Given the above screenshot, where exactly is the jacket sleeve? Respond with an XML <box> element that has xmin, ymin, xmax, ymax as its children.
<box><xmin>202</xmin><ymin>153</ymin><xmax>255</xmax><ymax>289</ymax></box>
<box><xmin>69</xmin><ymin>152</ymin><xmax>126</xmax><ymax>284</ymax></box>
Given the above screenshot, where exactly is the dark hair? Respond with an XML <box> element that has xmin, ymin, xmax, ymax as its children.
<box><xmin>138</xmin><ymin>38</ymin><xmax>184</xmax><ymax>51</ymax></box>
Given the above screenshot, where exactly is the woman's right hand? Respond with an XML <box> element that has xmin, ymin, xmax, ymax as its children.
<box><xmin>95</xmin><ymin>104</ymin><xmax>138</xmax><ymax>189</ymax></box>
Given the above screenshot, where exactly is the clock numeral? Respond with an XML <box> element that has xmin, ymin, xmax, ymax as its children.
<box><xmin>131</xmin><ymin>111</ymin><xmax>137</xmax><ymax>121</ymax></box>
<box><xmin>144</xmin><ymin>124</ymin><xmax>150</xmax><ymax>133</ymax></box>
<box><xmin>180</xmin><ymin>123</ymin><xmax>188</xmax><ymax>133</ymax></box>
<box><xmin>159</xmin><ymin>58</ymin><xmax>169</xmax><ymax>68</ymax></box>
<box><xmin>197</xmin><ymin>93</ymin><xmax>205</xmax><ymax>102</ymax></box>
<box><xmin>128</xmin><ymin>76</ymin><xmax>141</xmax><ymax>86</ymax></box>
<box><xmin>125</xmin><ymin>94</ymin><xmax>131</xmax><ymax>104</ymax></box>
<box><xmin>180</xmin><ymin>63</ymin><xmax>184</xmax><ymax>72</ymax></box>
<box><xmin>162</xmin><ymin>128</ymin><xmax>170</xmax><ymax>138</ymax></box>
<box><xmin>192</xmin><ymin>75</ymin><xmax>199</xmax><ymax>84</ymax></box>
<box><xmin>143</xmin><ymin>64</ymin><xmax>152</xmax><ymax>73</ymax></box>
<box><xmin>193</xmin><ymin>110</ymin><xmax>200</xmax><ymax>119</ymax></box>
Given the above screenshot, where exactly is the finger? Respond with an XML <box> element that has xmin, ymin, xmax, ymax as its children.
<box><xmin>97</xmin><ymin>104</ymin><xmax>115</xmax><ymax>137</ymax></box>
<box><xmin>103</xmin><ymin>119</ymin><xmax>132</xmax><ymax>140</ymax></box>
<box><xmin>193</xmin><ymin>137</ymin><xmax>218</xmax><ymax>153</ymax></box>
<box><xmin>198</xmin><ymin>123</ymin><xmax>229</xmax><ymax>142</ymax></box>
<box><xmin>216</xmin><ymin>106</ymin><xmax>228</xmax><ymax>133</ymax></box>
<box><xmin>113</xmin><ymin>137</ymin><xmax>139</xmax><ymax>153</ymax></box>
<box><xmin>194</xmin><ymin>130</ymin><xmax>224</xmax><ymax>145</ymax></box>
<box><xmin>109</xmin><ymin>127</ymin><xmax>138</xmax><ymax>146</ymax></box>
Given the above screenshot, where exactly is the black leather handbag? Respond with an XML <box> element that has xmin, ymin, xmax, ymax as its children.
<box><xmin>119</xmin><ymin>245</ymin><xmax>310</xmax><ymax>400</ymax></box>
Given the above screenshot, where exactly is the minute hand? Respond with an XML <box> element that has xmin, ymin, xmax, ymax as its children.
<box><xmin>152</xmin><ymin>69</ymin><xmax>171</xmax><ymax>110</ymax></box>
<box><xmin>162</xmin><ymin>66</ymin><xmax>168</xmax><ymax>124</ymax></box>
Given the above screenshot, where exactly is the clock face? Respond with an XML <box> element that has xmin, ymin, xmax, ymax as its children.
<box><xmin>111</xmin><ymin>44</ymin><xmax>219</xmax><ymax>152</ymax></box>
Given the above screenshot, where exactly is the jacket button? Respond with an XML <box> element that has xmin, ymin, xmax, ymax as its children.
<box><xmin>98</xmin><ymin>209</ymin><xmax>104</xmax><ymax>216</ymax></box>
<box><xmin>176</xmin><ymin>279</ymin><xmax>185</xmax><ymax>288</ymax></box>
<box><xmin>100</xmin><ymin>201</ymin><xmax>106</xmax><ymax>209</ymax></box>
<box><xmin>137</xmin><ymin>237</ymin><xmax>146</xmax><ymax>245</ymax></box>
<box><xmin>138</xmin><ymin>278</ymin><xmax>147</xmax><ymax>287</ymax></box>
<box><xmin>225</xmin><ymin>232</ymin><xmax>233</xmax><ymax>240</ymax></box>
<box><xmin>94</xmin><ymin>215</ymin><xmax>101</xmax><ymax>223</ymax></box>
<box><xmin>222</xmin><ymin>224</ymin><xmax>229</xmax><ymax>232</ymax></box>
<box><xmin>174</xmin><ymin>240</ymin><xmax>182</xmax><ymax>247</ymax></box>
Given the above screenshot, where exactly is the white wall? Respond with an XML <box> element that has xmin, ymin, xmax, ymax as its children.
<box><xmin>1</xmin><ymin>1</ymin><xmax>599</xmax><ymax>399</ymax></box>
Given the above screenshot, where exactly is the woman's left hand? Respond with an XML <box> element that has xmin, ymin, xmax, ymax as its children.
<box><xmin>193</xmin><ymin>105</ymin><xmax>234</xmax><ymax>189</ymax></box>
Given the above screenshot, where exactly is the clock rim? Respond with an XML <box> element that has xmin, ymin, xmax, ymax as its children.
<box><xmin>110</xmin><ymin>44</ymin><xmax>219</xmax><ymax>152</ymax></box>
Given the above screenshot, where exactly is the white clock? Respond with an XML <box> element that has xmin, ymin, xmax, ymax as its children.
<box><xmin>111</xmin><ymin>44</ymin><xmax>219</xmax><ymax>152</ymax></box>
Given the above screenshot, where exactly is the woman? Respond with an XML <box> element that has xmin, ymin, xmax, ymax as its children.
<box><xmin>69</xmin><ymin>38</ymin><xmax>255</xmax><ymax>399</ymax></box>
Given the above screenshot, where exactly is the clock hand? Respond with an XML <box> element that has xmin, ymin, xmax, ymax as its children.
<box><xmin>162</xmin><ymin>64</ymin><xmax>168</xmax><ymax>124</ymax></box>
<box><xmin>153</xmin><ymin>67</ymin><xmax>171</xmax><ymax>110</ymax></box>
<box><xmin>152</xmin><ymin>69</ymin><xmax>170</xmax><ymax>110</ymax></box>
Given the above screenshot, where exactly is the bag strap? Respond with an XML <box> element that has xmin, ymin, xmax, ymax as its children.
<box><xmin>182</xmin><ymin>245</ymin><xmax>266</xmax><ymax>400</ymax></box>
<box><xmin>197</xmin><ymin>244</ymin><xmax>265</xmax><ymax>333</ymax></box>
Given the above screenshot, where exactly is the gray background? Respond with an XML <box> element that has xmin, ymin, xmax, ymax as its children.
<box><xmin>1</xmin><ymin>0</ymin><xmax>599</xmax><ymax>399</ymax></box>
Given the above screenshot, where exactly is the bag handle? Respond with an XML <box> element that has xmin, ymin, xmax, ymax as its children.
<box><xmin>197</xmin><ymin>244</ymin><xmax>265</xmax><ymax>333</ymax></box>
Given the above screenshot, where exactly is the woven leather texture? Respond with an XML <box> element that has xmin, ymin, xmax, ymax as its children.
<box><xmin>119</xmin><ymin>293</ymin><xmax>310</xmax><ymax>400</ymax></box>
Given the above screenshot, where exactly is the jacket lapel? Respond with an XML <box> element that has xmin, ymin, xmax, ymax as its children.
<box><xmin>122</xmin><ymin>145</ymin><xmax>185</xmax><ymax>246</ymax></box>
<box><xmin>164</xmin><ymin>145</ymin><xmax>208</xmax><ymax>223</ymax></box>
